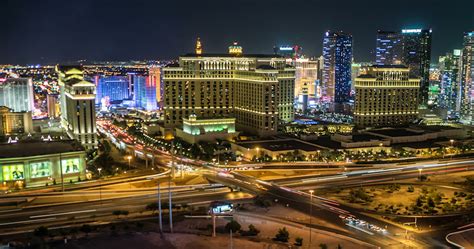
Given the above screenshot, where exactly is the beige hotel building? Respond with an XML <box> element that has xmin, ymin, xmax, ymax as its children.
<box><xmin>354</xmin><ymin>65</ymin><xmax>420</xmax><ymax>128</ymax></box>
<box><xmin>163</xmin><ymin>42</ymin><xmax>295</xmax><ymax>137</ymax></box>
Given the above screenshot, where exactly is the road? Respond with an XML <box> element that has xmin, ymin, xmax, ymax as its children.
<box><xmin>205</xmin><ymin>159</ymin><xmax>474</xmax><ymax>248</ymax></box>
<box><xmin>0</xmin><ymin>184</ymin><xmax>252</xmax><ymax>237</ymax></box>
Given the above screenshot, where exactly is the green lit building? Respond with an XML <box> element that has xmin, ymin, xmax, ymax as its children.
<box><xmin>0</xmin><ymin>140</ymin><xmax>87</xmax><ymax>189</ymax></box>
<box><xmin>175</xmin><ymin>114</ymin><xmax>239</xmax><ymax>144</ymax></box>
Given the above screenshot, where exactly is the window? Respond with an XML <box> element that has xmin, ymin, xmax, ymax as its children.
<box><xmin>2</xmin><ymin>164</ymin><xmax>24</xmax><ymax>181</ymax></box>
<box><xmin>30</xmin><ymin>161</ymin><xmax>52</xmax><ymax>178</ymax></box>
<box><xmin>61</xmin><ymin>158</ymin><xmax>81</xmax><ymax>174</ymax></box>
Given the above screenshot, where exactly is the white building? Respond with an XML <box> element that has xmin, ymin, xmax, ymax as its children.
<box><xmin>57</xmin><ymin>66</ymin><xmax>98</xmax><ymax>150</ymax></box>
<box><xmin>0</xmin><ymin>78</ymin><xmax>34</xmax><ymax>112</ymax></box>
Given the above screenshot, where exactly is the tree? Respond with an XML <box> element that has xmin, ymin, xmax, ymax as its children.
<box><xmin>407</xmin><ymin>185</ymin><xmax>415</xmax><ymax>192</ymax></box>
<box><xmin>294</xmin><ymin>237</ymin><xmax>303</xmax><ymax>246</ymax></box>
<box><xmin>273</xmin><ymin>227</ymin><xmax>289</xmax><ymax>242</ymax></box>
<box><xmin>319</xmin><ymin>243</ymin><xmax>328</xmax><ymax>249</ymax></box>
<box><xmin>225</xmin><ymin>220</ymin><xmax>241</xmax><ymax>233</ymax></box>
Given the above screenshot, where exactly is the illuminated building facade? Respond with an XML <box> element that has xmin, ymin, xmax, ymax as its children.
<box><xmin>0</xmin><ymin>78</ymin><xmax>34</xmax><ymax>112</ymax></box>
<box><xmin>95</xmin><ymin>76</ymin><xmax>130</xmax><ymax>105</ymax></box>
<box><xmin>460</xmin><ymin>32</ymin><xmax>474</xmax><ymax>124</ymax></box>
<box><xmin>0</xmin><ymin>106</ymin><xmax>33</xmax><ymax>135</ymax></box>
<box><xmin>354</xmin><ymin>65</ymin><xmax>420</xmax><ymax>127</ymax></box>
<box><xmin>47</xmin><ymin>94</ymin><xmax>60</xmax><ymax>118</ymax></box>
<box><xmin>322</xmin><ymin>31</ymin><xmax>353</xmax><ymax>107</ymax></box>
<box><xmin>149</xmin><ymin>66</ymin><xmax>163</xmax><ymax>108</ymax></box>
<box><xmin>376</xmin><ymin>31</ymin><xmax>403</xmax><ymax>65</ymax></box>
<box><xmin>294</xmin><ymin>58</ymin><xmax>318</xmax><ymax>112</ymax></box>
<box><xmin>57</xmin><ymin>65</ymin><xmax>98</xmax><ymax>150</ymax></box>
<box><xmin>273</xmin><ymin>45</ymin><xmax>303</xmax><ymax>59</ymax></box>
<box><xmin>228</xmin><ymin>42</ymin><xmax>243</xmax><ymax>55</ymax></box>
<box><xmin>175</xmin><ymin>114</ymin><xmax>238</xmax><ymax>143</ymax></box>
<box><xmin>133</xmin><ymin>74</ymin><xmax>157</xmax><ymax>111</ymax></box>
<box><xmin>401</xmin><ymin>28</ymin><xmax>432</xmax><ymax>106</ymax></box>
<box><xmin>0</xmin><ymin>140</ymin><xmax>86</xmax><ymax>188</ymax></box>
<box><xmin>163</xmin><ymin>52</ymin><xmax>295</xmax><ymax>137</ymax></box>
<box><xmin>438</xmin><ymin>50</ymin><xmax>462</xmax><ymax>115</ymax></box>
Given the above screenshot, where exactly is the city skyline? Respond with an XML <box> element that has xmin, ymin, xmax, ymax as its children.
<box><xmin>2</xmin><ymin>0</ymin><xmax>474</xmax><ymax>64</ymax></box>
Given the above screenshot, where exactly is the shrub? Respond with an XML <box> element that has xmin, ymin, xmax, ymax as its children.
<box><xmin>319</xmin><ymin>243</ymin><xmax>328</xmax><ymax>249</ymax></box>
<box><xmin>407</xmin><ymin>185</ymin><xmax>414</xmax><ymax>192</ymax></box>
<box><xmin>225</xmin><ymin>220</ymin><xmax>241</xmax><ymax>233</ymax></box>
<box><xmin>294</xmin><ymin>237</ymin><xmax>303</xmax><ymax>246</ymax></box>
<box><xmin>273</xmin><ymin>227</ymin><xmax>289</xmax><ymax>242</ymax></box>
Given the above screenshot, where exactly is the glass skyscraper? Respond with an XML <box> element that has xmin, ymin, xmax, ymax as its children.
<box><xmin>0</xmin><ymin>78</ymin><xmax>34</xmax><ymax>112</ymax></box>
<box><xmin>376</xmin><ymin>31</ymin><xmax>403</xmax><ymax>65</ymax></box>
<box><xmin>375</xmin><ymin>29</ymin><xmax>432</xmax><ymax>107</ymax></box>
<box><xmin>460</xmin><ymin>32</ymin><xmax>474</xmax><ymax>124</ymax></box>
<box><xmin>438</xmin><ymin>49</ymin><xmax>462</xmax><ymax>117</ymax></box>
<box><xmin>95</xmin><ymin>76</ymin><xmax>130</xmax><ymax>105</ymax></box>
<box><xmin>322</xmin><ymin>31</ymin><xmax>353</xmax><ymax>105</ymax></box>
<box><xmin>133</xmin><ymin>74</ymin><xmax>157</xmax><ymax>111</ymax></box>
<box><xmin>401</xmin><ymin>29</ymin><xmax>432</xmax><ymax>106</ymax></box>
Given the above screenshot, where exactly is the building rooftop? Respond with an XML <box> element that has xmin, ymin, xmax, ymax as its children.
<box><xmin>351</xmin><ymin>134</ymin><xmax>384</xmax><ymax>142</ymax></box>
<box><xmin>236</xmin><ymin>139</ymin><xmax>323</xmax><ymax>152</ymax></box>
<box><xmin>307</xmin><ymin>136</ymin><xmax>343</xmax><ymax>150</ymax></box>
<box><xmin>368</xmin><ymin>128</ymin><xmax>423</xmax><ymax>137</ymax></box>
<box><xmin>0</xmin><ymin>140</ymin><xmax>85</xmax><ymax>158</ymax></box>
<box><xmin>181</xmin><ymin>53</ymin><xmax>284</xmax><ymax>58</ymax></box>
<box><xmin>372</xmin><ymin>65</ymin><xmax>408</xmax><ymax>69</ymax></box>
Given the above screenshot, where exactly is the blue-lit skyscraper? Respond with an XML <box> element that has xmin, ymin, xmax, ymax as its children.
<box><xmin>322</xmin><ymin>31</ymin><xmax>352</xmax><ymax>106</ymax></box>
<box><xmin>132</xmin><ymin>74</ymin><xmax>157</xmax><ymax>111</ymax></box>
<box><xmin>438</xmin><ymin>49</ymin><xmax>461</xmax><ymax>116</ymax></box>
<box><xmin>376</xmin><ymin>31</ymin><xmax>403</xmax><ymax>65</ymax></box>
<box><xmin>460</xmin><ymin>31</ymin><xmax>474</xmax><ymax>124</ymax></box>
<box><xmin>95</xmin><ymin>76</ymin><xmax>130</xmax><ymax>105</ymax></box>
<box><xmin>401</xmin><ymin>28</ymin><xmax>432</xmax><ymax>106</ymax></box>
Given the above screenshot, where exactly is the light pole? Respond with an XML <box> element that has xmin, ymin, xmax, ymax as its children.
<box><xmin>256</xmin><ymin>147</ymin><xmax>260</xmax><ymax>162</ymax></box>
<box><xmin>309</xmin><ymin>190</ymin><xmax>314</xmax><ymax>248</ymax></box>
<box><xmin>98</xmin><ymin>168</ymin><xmax>102</xmax><ymax>205</ymax></box>
<box><xmin>418</xmin><ymin>168</ymin><xmax>422</xmax><ymax>181</ymax></box>
<box><xmin>450</xmin><ymin>139</ymin><xmax>455</xmax><ymax>160</ymax></box>
<box><xmin>127</xmin><ymin>155</ymin><xmax>132</xmax><ymax>170</ymax></box>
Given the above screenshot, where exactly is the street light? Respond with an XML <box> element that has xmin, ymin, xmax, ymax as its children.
<box><xmin>309</xmin><ymin>190</ymin><xmax>314</xmax><ymax>248</ymax></box>
<box><xmin>418</xmin><ymin>168</ymin><xmax>422</xmax><ymax>180</ymax></box>
<box><xmin>98</xmin><ymin>168</ymin><xmax>102</xmax><ymax>205</ymax></box>
<box><xmin>127</xmin><ymin>155</ymin><xmax>132</xmax><ymax>170</ymax></box>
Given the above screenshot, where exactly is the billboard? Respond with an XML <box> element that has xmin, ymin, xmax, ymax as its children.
<box><xmin>61</xmin><ymin>158</ymin><xmax>81</xmax><ymax>174</ymax></box>
<box><xmin>30</xmin><ymin>161</ymin><xmax>52</xmax><ymax>178</ymax></box>
<box><xmin>2</xmin><ymin>164</ymin><xmax>25</xmax><ymax>181</ymax></box>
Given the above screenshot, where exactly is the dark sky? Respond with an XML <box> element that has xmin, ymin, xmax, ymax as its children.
<box><xmin>2</xmin><ymin>0</ymin><xmax>473</xmax><ymax>65</ymax></box>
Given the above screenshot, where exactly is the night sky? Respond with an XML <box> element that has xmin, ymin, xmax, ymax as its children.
<box><xmin>2</xmin><ymin>0</ymin><xmax>473</xmax><ymax>64</ymax></box>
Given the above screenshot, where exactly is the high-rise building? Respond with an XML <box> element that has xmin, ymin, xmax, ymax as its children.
<box><xmin>273</xmin><ymin>45</ymin><xmax>303</xmax><ymax>59</ymax></box>
<box><xmin>46</xmin><ymin>94</ymin><xmax>60</xmax><ymax>118</ymax></box>
<box><xmin>322</xmin><ymin>31</ymin><xmax>353</xmax><ymax>107</ymax></box>
<box><xmin>149</xmin><ymin>66</ymin><xmax>163</xmax><ymax>108</ymax></box>
<box><xmin>56</xmin><ymin>65</ymin><xmax>97</xmax><ymax>150</ymax></box>
<box><xmin>0</xmin><ymin>106</ymin><xmax>33</xmax><ymax>135</ymax></box>
<box><xmin>401</xmin><ymin>28</ymin><xmax>432</xmax><ymax>106</ymax></box>
<box><xmin>0</xmin><ymin>78</ymin><xmax>34</xmax><ymax>112</ymax></box>
<box><xmin>460</xmin><ymin>31</ymin><xmax>474</xmax><ymax>124</ymax></box>
<box><xmin>133</xmin><ymin>74</ymin><xmax>157</xmax><ymax>111</ymax></box>
<box><xmin>95</xmin><ymin>75</ymin><xmax>130</xmax><ymax>105</ymax></box>
<box><xmin>375</xmin><ymin>29</ymin><xmax>432</xmax><ymax>107</ymax></box>
<box><xmin>163</xmin><ymin>52</ymin><xmax>295</xmax><ymax>137</ymax></box>
<box><xmin>376</xmin><ymin>31</ymin><xmax>403</xmax><ymax>65</ymax></box>
<box><xmin>294</xmin><ymin>58</ymin><xmax>318</xmax><ymax>112</ymax></box>
<box><xmin>354</xmin><ymin>65</ymin><xmax>420</xmax><ymax>127</ymax></box>
<box><xmin>438</xmin><ymin>50</ymin><xmax>462</xmax><ymax>116</ymax></box>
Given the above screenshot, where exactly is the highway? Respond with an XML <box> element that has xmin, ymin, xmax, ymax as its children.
<box><xmin>0</xmin><ymin>184</ymin><xmax>252</xmax><ymax>237</ymax></box>
<box><xmin>205</xmin><ymin>159</ymin><xmax>474</xmax><ymax>248</ymax></box>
